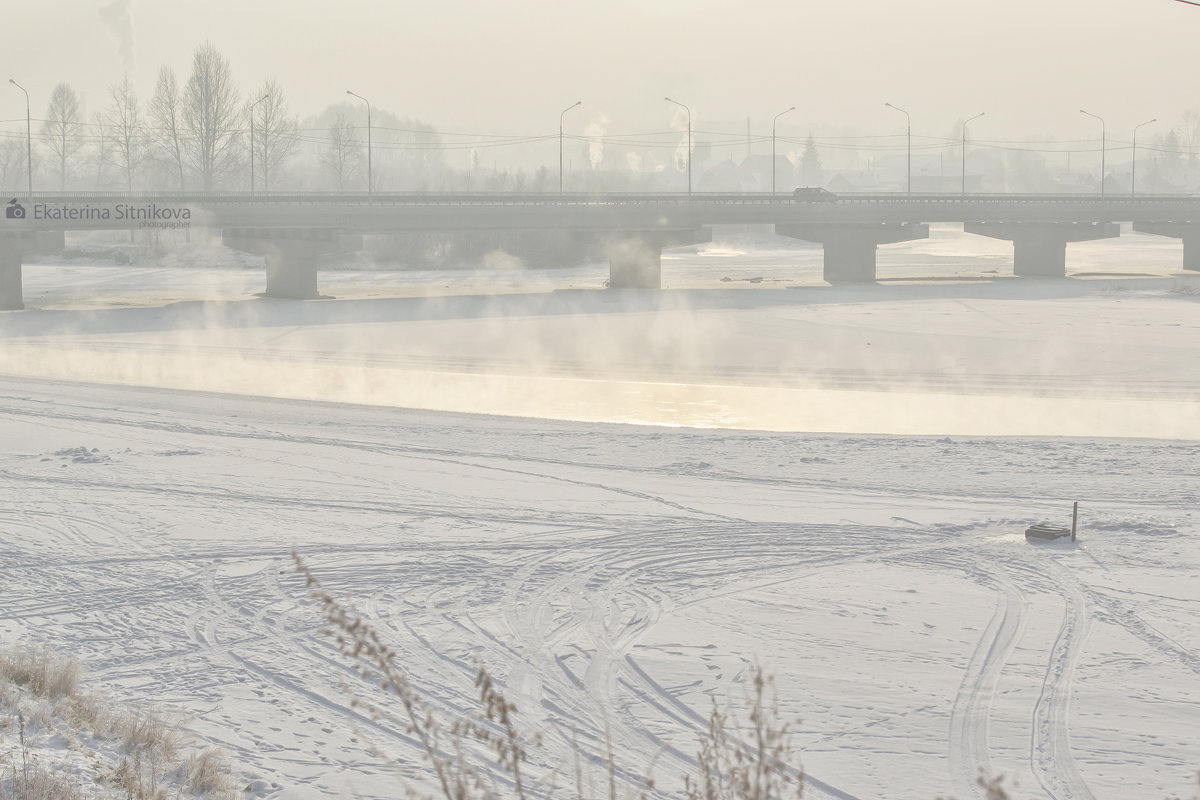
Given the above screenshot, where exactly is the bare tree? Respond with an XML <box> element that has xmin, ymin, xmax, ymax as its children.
<box><xmin>251</xmin><ymin>79</ymin><xmax>298</xmax><ymax>193</ymax></box>
<box><xmin>0</xmin><ymin>139</ymin><xmax>24</xmax><ymax>193</ymax></box>
<box><xmin>106</xmin><ymin>75</ymin><xmax>142</xmax><ymax>191</ymax></box>
<box><xmin>1179</xmin><ymin>109</ymin><xmax>1200</xmax><ymax>172</ymax></box>
<box><xmin>42</xmin><ymin>83</ymin><xmax>83</xmax><ymax>190</ymax></box>
<box><xmin>182</xmin><ymin>42</ymin><xmax>242</xmax><ymax>191</ymax></box>
<box><xmin>320</xmin><ymin>112</ymin><xmax>360</xmax><ymax>191</ymax></box>
<box><xmin>149</xmin><ymin>66</ymin><xmax>186</xmax><ymax>190</ymax></box>
<box><xmin>90</xmin><ymin>110</ymin><xmax>112</xmax><ymax>189</ymax></box>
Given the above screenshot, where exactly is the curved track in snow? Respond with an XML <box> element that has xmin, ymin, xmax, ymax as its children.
<box><xmin>2</xmin><ymin>379</ymin><xmax>1199</xmax><ymax>799</ymax></box>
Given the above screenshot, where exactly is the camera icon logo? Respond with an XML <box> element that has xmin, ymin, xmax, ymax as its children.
<box><xmin>6</xmin><ymin>199</ymin><xmax>25</xmax><ymax>219</ymax></box>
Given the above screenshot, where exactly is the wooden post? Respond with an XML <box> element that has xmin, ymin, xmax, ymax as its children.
<box><xmin>1071</xmin><ymin>501</ymin><xmax>1079</xmax><ymax>541</ymax></box>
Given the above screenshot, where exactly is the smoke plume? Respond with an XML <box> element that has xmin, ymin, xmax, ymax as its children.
<box><xmin>99</xmin><ymin>0</ymin><xmax>136</xmax><ymax>67</ymax></box>
<box><xmin>584</xmin><ymin>114</ymin><xmax>610</xmax><ymax>171</ymax></box>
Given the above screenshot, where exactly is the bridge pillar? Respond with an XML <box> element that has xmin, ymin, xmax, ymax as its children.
<box><xmin>33</xmin><ymin>230</ymin><xmax>66</xmax><ymax>256</ymax></box>
<box><xmin>1132</xmin><ymin>221</ymin><xmax>1200</xmax><ymax>271</ymax></box>
<box><xmin>965</xmin><ymin>222</ymin><xmax>1120</xmax><ymax>278</ymax></box>
<box><xmin>774</xmin><ymin>222</ymin><xmax>929</xmax><ymax>283</ymax></box>
<box><xmin>605</xmin><ymin>228</ymin><xmax>711</xmax><ymax>289</ymax></box>
<box><xmin>223</xmin><ymin>228</ymin><xmax>351</xmax><ymax>299</ymax></box>
<box><xmin>0</xmin><ymin>236</ymin><xmax>23</xmax><ymax>311</ymax></box>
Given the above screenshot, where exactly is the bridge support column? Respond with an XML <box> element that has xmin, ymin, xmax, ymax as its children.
<box><xmin>223</xmin><ymin>228</ymin><xmax>351</xmax><ymax>299</ymax></box>
<box><xmin>965</xmin><ymin>222</ymin><xmax>1120</xmax><ymax>278</ymax></box>
<box><xmin>33</xmin><ymin>230</ymin><xmax>66</xmax><ymax>256</ymax></box>
<box><xmin>0</xmin><ymin>237</ymin><xmax>23</xmax><ymax>311</ymax></box>
<box><xmin>0</xmin><ymin>234</ymin><xmax>36</xmax><ymax>311</ymax></box>
<box><xmin>605</xmin><ymin>228</ymin><xmax>711</xmax><ymax>289</ymax></box>
<box><xmin>263</xmin><ymin>241</ymin><xmax>320</xmax><ymax>299</ymax></box>
<box><xmin>775</xmin><ymin>222</ymin><xmax>929</xmax><ymax>283</ymax></box>
<box><xmin>1132</xmin><ymin>221</ymin><xmax>1200</xmax><ymax>271</ymax></box>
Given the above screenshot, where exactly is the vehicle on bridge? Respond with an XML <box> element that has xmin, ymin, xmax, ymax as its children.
<box><xmin>793</xmin><ymin>187</ymin><xmax>839</xmax><ymax>203</ymax></box>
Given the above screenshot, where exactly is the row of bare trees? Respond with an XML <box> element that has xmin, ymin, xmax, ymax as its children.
<box><xmin>3</xmin><ymin>42</ymin><xmax>313</xmax><ymax>193</ymax></box>
<box><xmin>13</xmin><ymin>40</ymin><xmax>1200</xmax><ymax>196</ymax></box>
<box><xmin>128</xmin><ymin>43</ymin><xmax>298</xmax><ymax>192</ymax></box>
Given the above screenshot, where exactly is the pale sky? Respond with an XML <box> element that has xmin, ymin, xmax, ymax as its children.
<box><xmin>4</xmin><ymin>0</ymin><xmax>1197</xmax><ymax>147</ymax></box>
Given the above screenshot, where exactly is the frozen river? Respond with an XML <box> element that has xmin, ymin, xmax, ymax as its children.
<box><xmin>1</xmin><ymin>228</ymin><xmax>1198</xmax><ymax>799</ymax></box>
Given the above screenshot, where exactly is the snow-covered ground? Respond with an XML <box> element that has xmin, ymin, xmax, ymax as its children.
<box><xmin>1</xmin><ymin>226</ymin><xmax>1198</xmax><ymax>799</ymax></box>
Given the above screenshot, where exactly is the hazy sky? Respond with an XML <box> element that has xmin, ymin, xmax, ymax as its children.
<box><xmin>5</xmin><ymin>0</ymin><xmax>1197</xmax><ymax>147</ymax></box>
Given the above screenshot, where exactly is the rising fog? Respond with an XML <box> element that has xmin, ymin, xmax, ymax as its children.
<box><xmin>6</xmin><ymin>0</ymin><xmax>1198</xmax><ymax>159</ymax></box>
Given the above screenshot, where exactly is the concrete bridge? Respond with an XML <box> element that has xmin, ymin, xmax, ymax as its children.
<box><xmin>3</xmin><ymin>191</ymin><xmax>1200</xmax><ymax>309</ymax></box>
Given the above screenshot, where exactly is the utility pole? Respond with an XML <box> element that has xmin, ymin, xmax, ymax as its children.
<box><xmin>559</xmin><ymin>100</ymin><xmax>581</xmax><ymax>194</ymax></box>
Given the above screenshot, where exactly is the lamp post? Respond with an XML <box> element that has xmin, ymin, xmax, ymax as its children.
<box><xmin>249</xmin><ymin>94</ymin><xmax>268</xmax><ymax>196</ymax></box>
<box><xmin>1080</xmin><ymin>109</ymin><xmax>1105</xmax><ymax>196</ymax></box>
<box><xmin>961</xmin><ymin>112</ymin><xmax>984</xmax><ymax>196</ymax></box>
<box><xmin>772</xmin><ymin>106</ymin><xmax>796</xmax><ymax>195</ymax></box>
<box><xmin>1131</xmin><ymin>117</ymin><xmax>1156</xmax><ymax>197</ymax></box>
<box><xmin>664</xmin><ymin>96</ymin><xmax>692</xmax><ymax>196</ymax></box>
<box><xmin>346</xmin><ymin>90</ymin><xmax>372</xmax><ymax>198</ymax></box>
<box><xmin>559</xmin><ymin>100</ymin><xmax>581</xmax><ymax>194</ymax></box>
<box><xmin>8</xmin><ymin>79</ymin><xmax>31</xmax><ymax>197</ymax></box>
<box><xmin>885</xmin><ymin>102</ymin><xmax>911</xmax><ymax>196</ymax></box>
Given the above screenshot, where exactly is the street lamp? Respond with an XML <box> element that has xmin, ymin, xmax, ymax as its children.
<box><xmin>961</xmin><ymin>112</ymin><xmax>984</xmax><ymax>196</ymax></box>
<box><xmin>346</xmin><ymin>90</ymin><xmax>372</xmax><ymax>198</ymax></box>
<box><xmin>664</xmin><ymin>96</ymin><xmax>692</xmax><ymax>197</ymax></box>
<box><xmin>559</xmin><ymin>100</ymin><xmax>581</xmax><ymax>194</ymax></box>
<box><xmin>885</xmin><ymin>102</ymin><xmax>911</xmax><ymax>196</ymax></box>
<box><xmin>1131</xmin><ymin>117</ymin><xmax>1156</xmax><ymax>197</ymax></box>
<box><xmin>8</xmin><ymin>79</ymin><xmax>31</xmax><ymax>197</ymax></box>
<box><xmin>249</xmin><ymin>94</ymin><xmax>269</xmax><ymax>196</ymax></box>
<box><xmin>1080</xmin><ymin>109</ymin><xmax>1105</xmax><ymax>196</ymax></box>
<box><xmin>772</xmin><ymin>106</ymin><xmax>796</xmax><ymax>195</ymax></box>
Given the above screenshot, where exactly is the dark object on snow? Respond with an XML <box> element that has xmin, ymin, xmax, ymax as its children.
<box><xmin>1025</xmin><ymin>501</ymin><xmax>1078</xmax><ymax>543</ymax></box>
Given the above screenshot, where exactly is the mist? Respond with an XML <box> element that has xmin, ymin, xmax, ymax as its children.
<box><xmin>4</xmin><ymin>224</ymin><xmax>1198</xmax><ymax>439</ymax></box>
<box><xmin>6</xmin><ymin>0</ymin><xmax>1200</xmax><ymax>185</ymax></box>
<box><xmin>3</xmin><ymin>5</ymin><xmax>1200</xmax><ymax>799</ymax></box>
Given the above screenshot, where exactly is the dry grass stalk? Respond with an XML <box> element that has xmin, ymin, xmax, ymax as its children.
<box><xmin>295</xmin><ymin>552</ymin><xmax>486</xmax><ymax>800</ymax></box>
<box><xmin>684</xmin><ymin>668</ymin><xmax>803</xmax><ymax>800</ymax></box>
<box><xmin>1</xmin><ymin>640</ymin><xmax>239</xmax><ymax>800</ymax></box>
<box><xmin>0</xmin><ymin>645</ymin><xmax>82</xmax><ymax>700</ymax></box>
<box><xmin>296</xmin><ymin>553</ymin><xmax>803</xmax><ymax>800</ymax></box>
<box><xmin>975</xmin><ymin>770</ymin><xmax>1011</xmax><ymax>800</ymax></box>
<box><xmin>0</xmin><ymin>710</ymin><xmax>85</xmax><ymax>800</ymax></box>
<box><xmin>181</xmin><ymin>748</ymin><xmax>233</xmax><ymax>796</ymax></box>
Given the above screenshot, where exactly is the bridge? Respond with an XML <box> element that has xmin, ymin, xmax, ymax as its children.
<box><xmin>3</xmin><ymin>191</ymin><xmax>1200</xmax><ymax>309</ymax></box>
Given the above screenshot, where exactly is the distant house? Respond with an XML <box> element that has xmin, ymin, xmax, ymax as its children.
<box><xmin>698</xmin><ymin>155</ymin><xmax>796</xmax><ymax>193</ymax></box>
<box><xmin>912</xmin><ymin>175</ymin><xmax>966</xmax><ymax>194</ymax></box>
<box><xmin>827</xmin><ymin>172</ymin><xmax>883</xmax><ymax>194</ymax></box>
<box><xmin>739</xmin><ymin>154</ymin><xmax>796</xmax><ymax>192</ymax></box>
<box><xmin>1051</xmin><ymin>172</ymin><xmax>1098</xmax><ymax>194</ymax></box>
<box><xmin>1104</xmin><ymin>172</ymin><xmax>1130</xmax><ymax>196</ymax></box>
<box><xmin>697</xmin><ymin>158</ymin><xmax>745</xmax><ymax>192</ymax></box>
<box><xmin>873</xmin><ymin>153</ymin><xmax>951</xmax><ymax>192</ymax></box>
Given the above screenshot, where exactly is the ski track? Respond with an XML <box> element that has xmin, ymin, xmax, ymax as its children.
<box><xmin>2</xmin><ymin>379</ymin><xmax>1198</xmax><ymax>800</ymax></box>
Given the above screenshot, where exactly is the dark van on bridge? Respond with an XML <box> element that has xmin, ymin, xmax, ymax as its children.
<box><xmin>793</xmin><ymin>187</ymin><xmax>838</xmax><ymax>202</ymax></box>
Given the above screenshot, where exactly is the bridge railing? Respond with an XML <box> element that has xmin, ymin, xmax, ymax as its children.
<box><xmin>11</xmin><ymin>191</ymin><xmax>1200</xmax><ymax>207</ymax></box>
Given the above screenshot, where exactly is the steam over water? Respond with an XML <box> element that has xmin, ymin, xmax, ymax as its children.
<box><xmin>4</xmin><ymin>225</ymin><xmax>1199</xmax><ymax>439</ymax></box>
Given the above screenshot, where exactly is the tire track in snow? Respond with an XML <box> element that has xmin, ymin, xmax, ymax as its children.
<box><xmin>489</xmin><ymin>521</ymin><xmax>874</xmax><ymax>800</ymax></box>
<box><xmin>945</xmin><ymin>560</ymin><xmax>1026</xmax><ymax>799</ymax></box>
<box><xmin>1025</xmin><ymin>559</ymin><xmax>1096</xmax><ymax>800</ymax></box>
<box><xmin>1083</xmin><ymin>589</ymin><xmax>1200</xmax><ymax>676</ymax></box>
<box><xmin>0</xmin><ymin>402</ymin><xmax>740</xmax><ymax>522</ymax></box>
<box><xmin>929</xmin><ymin>537</ymin><xmax>1097</xmax><ymax>800</ymax></box>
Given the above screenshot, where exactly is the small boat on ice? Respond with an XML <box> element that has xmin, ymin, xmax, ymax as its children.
<box><xmin>1026</xmin><ymin>502</ymin><xmax>1078</xmax><ymax>543</ymax></box>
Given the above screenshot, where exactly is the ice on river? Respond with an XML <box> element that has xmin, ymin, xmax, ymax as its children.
<box><xmin>1</xmin><ymin>229</ymin><xmax>1198</xmax><ymax>799</ymax></box>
